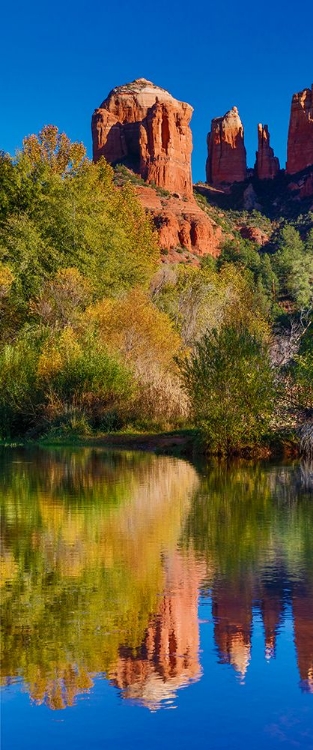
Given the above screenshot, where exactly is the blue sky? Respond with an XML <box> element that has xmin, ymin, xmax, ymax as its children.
<box><xmin>1</xmin><ymin>0</ymin><xmax>313</xmax><ymax>182</ymax></box>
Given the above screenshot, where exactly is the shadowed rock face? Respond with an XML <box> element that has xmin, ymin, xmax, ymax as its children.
<box><xmin>92</xmin><ymin>78</ymin><xmax>193</xmax><ymax>198</ymax></box>
<box><xmin>255</xmin><ymin>124</ymin><xmax>280</xmax><ymax>179</ymax></box>
<box><xmin>286</xmin><ymin>86</ymin><xmax>313</xmax><ymax>175</ymax></box>
<box><xmin>206</xmin><ymin>106</ymin><xmax>247</xmax><ymax>186</ymax></box>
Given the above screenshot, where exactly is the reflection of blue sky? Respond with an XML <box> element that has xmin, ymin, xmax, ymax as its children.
<box><xmin>2</xmin><ymin>597</ymin><xmax>313</xmax><ymax>750</ymax></box>
<box><xmin>2</xmin><ymin>453</ymin><xmax>313</xmax><ymax>749</ymax></box>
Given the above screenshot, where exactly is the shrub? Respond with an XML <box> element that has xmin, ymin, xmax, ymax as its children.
<box><xmin>0</xmin><ymin>338</ymin><xmax>42</xmax><ymax>437</ymax></box>
<box><xmin>37</xmin><ymin>329</ymin><xmax>134</xmax><ymax>430</ymax></box>
<box><xmin>180</xmin><ymin>325</ymin><xmax>275</xmax><ymax>454</ymax></box>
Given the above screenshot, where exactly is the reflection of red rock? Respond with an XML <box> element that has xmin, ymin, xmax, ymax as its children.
<box><xmin>212</xmin><ymin>580</ymin><xmax>253</xmax><ymax>681</ymax></box>
<box><xmin>293</xmin><ymin>586</ymin><xmax>313</xmax><ymax>693</ymax></box>
<box><xmin>286</xmin><ymin>86</ymin><xmax>313</xmax><ymax>175</ymax></box>
<box><xmin>206</xmin><ymin>107</ymin><xmax>247</xmax><ymax>186</ymax></box>
<box><xmin>260</xmin><ymin>589</ymin><xmax>284</xmax><ymax>660</ymax></box>
<box><xmin>92</xmin><ymin>78</ymin><xmax>193</xmax><ymax>198</ymax></box>
<box><xmin>109</xmin><ymin>550</ymin><xmax>205</xmax><ymax>709</ymax></box>
<box><xmin>136</xmin><ymin>186</ymin><xmax>222</xmax><ymax>258</ymax></box>
<box><xmin>255</xmin><ymin>124</ymin><xmax>280</xmax><ymax>180</ymax></box>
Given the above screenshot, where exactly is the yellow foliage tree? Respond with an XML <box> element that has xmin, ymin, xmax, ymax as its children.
<box><xmin>85</xmin><ymin>289</ymin><xmax>188</xmax><ymax>424</ymax></box>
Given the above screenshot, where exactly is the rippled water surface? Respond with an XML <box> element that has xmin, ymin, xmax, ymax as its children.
<box><xmin>1</xmin><ymin>447</ymin><xmax>313</xmax><ymax>749</ymax></box>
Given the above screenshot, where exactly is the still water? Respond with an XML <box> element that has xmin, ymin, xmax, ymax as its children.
<box><xmin>1</xmin><ymin>447</ymin><xmax>312</xmax><ymax>749</ymax></box>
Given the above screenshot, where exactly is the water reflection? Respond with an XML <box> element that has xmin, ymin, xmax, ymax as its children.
<box><xmin>0</xmin><ymin>448</ymin><xmax>199</xmax><ymax>710</ymax></box>
<box><xmin>0</xmin><ymin>449</ymin><xmax>313</xmax><ymax>713</ymax></box>
<box><xmin>184</xmin><ymin>462</ymin><xmax>313</xmax><ymax>692</ymax></box>
<box><xmin>109</xmin><ymin>550</ymin><xmax>205</xmax><ymax>709</ymax></box>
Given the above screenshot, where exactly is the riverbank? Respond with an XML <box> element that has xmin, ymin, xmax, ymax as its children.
<box><xmin>1</xmin><ymin>428</ymin><xmax>299</xmax><ymax>459</ymax></box>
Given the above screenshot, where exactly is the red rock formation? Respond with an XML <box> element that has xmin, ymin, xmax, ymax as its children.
<box><xmin>239</xmin><ymin>225</ymin><xmax>269</xmax><ymax>246</ymax></box>
<box><xmin>135</xmin><ymin>186</ymin><xmax>222</xmax><ymax>259</ymax></box>
<box><xmin>288</xmin><ymin>169</ymin><xmax>313</xmax><ymax>200</ymax></box>
<box><xmin>139</xmin><ymin>100</ymin><xmax>193</xmax><ymax>196</ymax></box>
<box><xmin>206</xmin><ymin>106</ymin><xmax>247</xmax><ymax>186</ymax></box>
<box><xmin>255</xmin><ymin>124</ymin><xmax>280</xmax><ymax>179</ymax></box>
<box><xmin>286</xmin><ymin>85</ymin><xmax>313</xmax><ymax>174</ymax></box>
<box><xmin>92</xmin><ymin>78</ymin><xmax>193</xmax><ymax>198</ymax></box>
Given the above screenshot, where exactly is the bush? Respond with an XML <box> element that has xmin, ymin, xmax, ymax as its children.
<box><xmin>180</xmin><ymin>325</ymin><xmax>275</xmax><ymax>454</ymax></box>
<box><xmin>0</xmin><ymin>328</ymin><xmax>135</xmax><ymax>438</ymax></box>
<box><xmin>37</xmin><ymin>329</ymin><xmax>134</xmax><ymax>430</ymax></box>
<box><xmin>0</xmin><ymin>338</ymin><xmax>43</xmax><ymax>437</ymax></box>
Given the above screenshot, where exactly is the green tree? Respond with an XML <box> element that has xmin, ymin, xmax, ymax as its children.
<box><xmin>0</xmin><ymin>129</ymin><xmax>159</xmax><ymax>323</ymax></box>
<box><xmin>271</xmin><ymin>224</ymin><xmax>312</xmax><ymax>308</ymax></box>
<box><xmin>180</xmin><ymin>325</ymin><xmax>275</xmax><ymax>453</ymax></box>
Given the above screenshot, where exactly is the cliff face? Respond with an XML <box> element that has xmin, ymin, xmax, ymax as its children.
<box><xmin>135</xmin><ymin>186</ymin><xmax>222</xmax><ymax>260</ymax></box>
<box><xmin>286</xmin><ymin>86</ymin><xmax>313</xmax><ymax>174</ymax></box>
<box><xmin>206</xmin><ymin>106</ymin><xmax>247</xmax><ymax>186</ymax></box>
<box><xmin>92</xmin><ymin>79</ymin><xmax>313</xmax><ymax>259</ymax></box>
<box><xmin>92</xmin><ymin>78</ymin><xmax>193</xmax><ymax>198</ymax></box>
<box><xmin>255</xmin><ymin>124</ymin><xmax>280</xmax><ymax>179</ymax></box>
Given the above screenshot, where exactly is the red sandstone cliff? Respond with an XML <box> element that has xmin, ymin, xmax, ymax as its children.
<box><xmin>206</xmin><ymin>106</ymin><xmax>247</xmax><ymax>186</ymax></box>
<box><xmin>135</xmin><ymin>185</ymin><xmax>222</xmax><ymax>260</ymax></box>
<box><xmin>286</xmin><ymin>85</ymin><xmax>313</xmax><ymax>174</ymax></box>
<box><xmin>92</xmin><ymin>78</ymin><xmax>193</xmax><ymax>198</ymax></box>
<box><xmin>255</xmin><ymin>124</ymin><xmax>280</xmax><ymax>179</ymax></box>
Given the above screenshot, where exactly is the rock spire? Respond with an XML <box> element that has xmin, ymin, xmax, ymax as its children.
<box><xmin>206</xmin><ymin>106</ymin><xmax>247</xmax><ymax>186</ymax></box>
<box><xmin>286</xmin><ymin>85</ymin><xmax>313</xmax><ymax>174</ymax></box>
<box><xmin>255</xmin><ymin>124</ymin><xmax>280</xmax><ymax>179</ymax></box>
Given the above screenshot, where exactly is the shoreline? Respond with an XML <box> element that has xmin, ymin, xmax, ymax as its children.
<box><xmin>0</xmin><ymin>428</ymin><xmax>300</xmax><ymax>460</ymax></box>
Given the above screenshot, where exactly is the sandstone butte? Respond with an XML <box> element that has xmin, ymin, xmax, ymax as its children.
<box><xmin>286</xmin><ymin>85</ymin><xmax>313</xmax><ymax>174</ymax></box>
<box><xmin>92</xmin><ymin>78</ymin><xmax>223</xmax><ymax>258</ymax></box>
<box><xmin>92</xmin><ymin>80</ymin><xmax>313</xmax><ymax>256</ymax></box>
<box><xmin>92</xmin><ymin>78</ymin><xmax>193</xmax><ymax>198</ymax></box>
<box><xmin>206</xmin><ymin>106</ymin><xmax>247</xmax><ymax>186</ymax></box>
<box><xmin>255</xmin><ymin>124</ymin><xmax>280</xmax><ymax>180</ymax></box>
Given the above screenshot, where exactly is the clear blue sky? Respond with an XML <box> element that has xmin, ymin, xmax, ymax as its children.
<box><xmin>1</xmin><ymin>0</ymin><xmax>313</xmax><ymax>182</ymax></box>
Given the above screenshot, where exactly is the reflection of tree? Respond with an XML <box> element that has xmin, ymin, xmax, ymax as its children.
<box><xmin>182</xmin><ymin>462</ymin><xmax>273</xmax><ymax>576</ymax></box>
<box><xmin>183</xmin><ymin>461</ymin><xmax>313</xmax><ymax>688</ymax></box>
<box><xmin>1</xmin><ymin>452</ymin><xmax>313</xmax><ymax>709</ymax></box>
<box><xmin>0</xmin><ymin>448</ymin><xmax>198</xmax><ymax>709</ymax></box>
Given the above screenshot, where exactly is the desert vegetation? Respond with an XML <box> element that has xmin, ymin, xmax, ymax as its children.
<box><xmin>0</xmin><ymin>126</ymin><xmax>312</xmax><ymax>454</ymax></box>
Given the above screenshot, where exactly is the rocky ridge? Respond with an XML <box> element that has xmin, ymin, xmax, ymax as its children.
<box><xmin>135</xmin><ymin>185</ymin><xmax>222</xmax><ymax>261</ymax></box>
<box><xmin>92</xmin><ymin>80</ymin><xmax>313</xmax><ymax>257</ymax></box>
